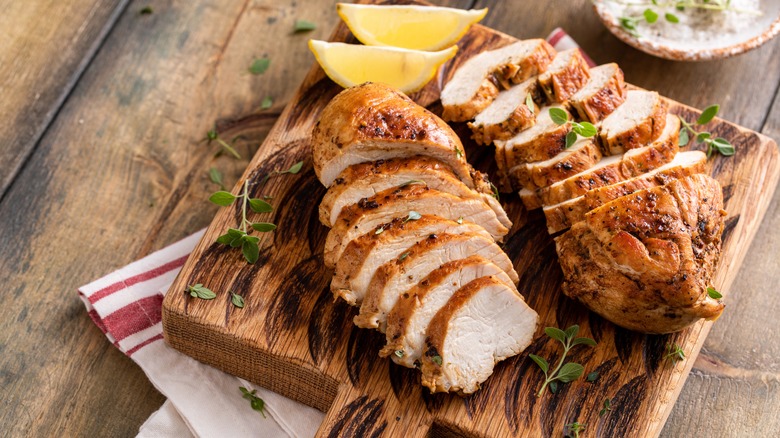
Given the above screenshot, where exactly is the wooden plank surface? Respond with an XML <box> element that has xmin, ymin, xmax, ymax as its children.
<box><xmin>1</xmin><ymin>0</ymin><xmax>779</xmax><ymax>437</ymax></box>
<box><xmin>160</xmin><ymin>8</ymin><xmax>780</xmax><ymax>438</ymax></box>
<box><xmin>0</xmin><ymin>0</ymin><xmax>129</xmax><ymax>196</ymax></box>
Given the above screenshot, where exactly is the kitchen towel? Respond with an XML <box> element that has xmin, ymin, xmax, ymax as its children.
<box><xmin>77</xmin><ymin>28</ymin><xmax>587</xmax><ymax>437</ymax></box>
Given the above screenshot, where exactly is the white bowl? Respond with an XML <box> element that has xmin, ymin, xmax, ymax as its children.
<box><xmin>593</xmin><ymin>0</ymin><xmax>780</xmax><ymax>61</ymax></box>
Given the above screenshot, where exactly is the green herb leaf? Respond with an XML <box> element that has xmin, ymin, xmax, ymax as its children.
<box><xmin>600</xmin><ymin>398</ymin><xmax>612</xmax><ymax>416</ymax></box>
<box><xmin>216</xmin><ymin>233</ymin><xmax>234</xmax><ymax>245</ymax></box>
<box><xmin>564</xmin><ymin>325</ymin><xmax>580</xmax><ymax>339</ymax></box>
<box><xmin>526</xmin><ymin>93</ymin><xmax>535</xmax><ymax>114</ymax></box>
<box><xmin>571</xmin><ymin>337</ymin><xmax>597</xmax><ymax>347</ymax></box>
<box><xmin>666</xmin><ymin>343</ymin><xmax>686</xmax><ymax>363</ymax></box>
<box><xmin>586</xmin><ymin>371</ymin><xmax>599</xmax><ymax>382</ymax></box>
<box><xmin>549</xmin><ymin>381</ymin><xmax>558</xmax><ymax>393</ymax></box>
<box><xmin>294</xmin><ymin>19</ymin><xmax>317</xmax><ymax>32</ymax></box>
<box><xmin>455</xmin><ymin>146</ymin><xmax>463</xmax><ymax>158</ymax></box>
<box><xmin>242</xmin><ymin>238</ymin><xmax>260</xmax><ymax>264</ymax></box>
<box><xmin>249</xmin><ymin>58</ymin><xmax>270</xmax><ymax>75</ymax></box>
<box><xmin>394</xmin><ymin>350</ymin><xmax>404</xmax><ymax>358</ymax></box>
<box><xmin>398</xmin><ymin>252</ymin><xmax>410</xmax><ymax>261</ymax></box>
<box><xmin>375</xmin><ymin>226</ymin><xmax>384</xmax><ymax>235</ymax></box>
<box><xmin>490</xmin><ymin>181</ymin><xmax>500</xmax><ymax>201</ymax></box>
<box><xmin>260</xmin><ymin>96</ymin><xmax>273</xmax><ymax>110</ymax></box>
<box><xmin>556</xmin><ymin>362</ymin><xmax>585</xmax><ymax>383</ymax></box>
<box><xmin>565</xmin><ymin>421</ymin><xmax>586</xmax><ymax>438</ymax></box>
<box><xmin>406</xmin><ymin>211</ymin><xmax>422</xmax><ymax>222</ymax></box>
<box><xmin>544</xmin><ymin>327</ymin><xmax>567</xmax><ymax>344</ymax></box>
<box><xmin>209</xmin><ymin>191</ymin><xmax>237</xmax><ymax>206</ymax></box>
<box><xmin>457</xmin><ymin>217</ymin><xmax>463</xmax><ymax>224</ymax></box>
<box><xmin>565</xmin><ymin>130</ymin><xmax>578</xmax><ymax>149</ymax></box>
<box><xmin>573</xmin><ymin>121</ymin><xmax>597</xmax><ymax>138</ymax></box>
<box><xmin>249</xmin><ymin>198</ymin><xmax>273</xmax><ymax>213</ymax></box>
<box><xmin>431</xmin><ymin>355</ymin><xmax>443</xmax><ymax>365</ymax></box>
<box><xmin>528</xmin><ymin>354</ymin><xmax>549</xmax><ymax>374</ymax></box>
<box><xmin>707</xmin><ymin>286</ymin><xmax>723</xmax><ymax>299</ymax></box>
<box><xmin>400</xmin><ymin>180</ymin><xmax>426</xmax><ymax>187</ymax></box>
<box><xmin>549</xmin><ymin>107</ymin><xmax>569</xmax><ymax>125</ymax></box>
<box><xmin>711</xmin><ymin>137</ymin><xmax>735</xmax><ymax>156</ymax></box>
<box><xmin>252</xmin><ymin>222</ymin><xmax>277</xmax><ymax>232</ymax></box>
<box><xmin>239</xmin><ymin>387</ymin><xmax>267</xmax><ymax>418</ymax></box>
<box><xmin>281</xmin><ymin>161</ymin><xmax>304</xmax><ymax>174</ymax></box>
<box><xmin>679</xmin><ymin>128</ymin><xmax>690</xmax><ymax>146</ymax></box>
<box><xmin>209</xmin><ymin>167</ymin><xmax>225</xmax><ymax>189</ymax></box>
<box><xmin>139</xmin><ymin>6</ymin><xmax>153</xmax><ymax>15</ymax></box>
<box><xmin>231</xmin><ymin>292</ymin><xmax>245</xmax><ymax>308</ymax></box>
<box><xmin>644</xmin><ymin>8</ymin><xmax>659</xmax><ymax>23</ymax></box>
<box><xmin>697</xmin><ymin>104</ymin><xmax>720</xmax><ymax>125</ymax></box>
<box><xmin>696</xmin><ymin>132</ymin><xmax>711</xmax><ymax>143</ymax></box>
<box><xmin>187</xmin><ymin>284</ymin><xmax>216</xmax><ymax>300</ymax></box>
<box><xmin>665</xmin><ymin>12</ymin><xmax>680</xmax><ymax>23</ymax></box>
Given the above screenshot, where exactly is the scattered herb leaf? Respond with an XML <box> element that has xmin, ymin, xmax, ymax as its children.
<box><xmin>394</xmin><ymin>350</ymin><xmax>404</xmax><ymax>358</ymax></box>
<box><xmin>405</xmin><ymin>211</ymin><xmax>422</xmax><ymax>222</ymax></box>
<box><xmin>531</xmin><ymin>325</ymin><xmax>596</xmax><ymax>396</ymax></box>
<box><xmin>398</xmin><ymin>252</ymin><xmax>410</xmax><ymax>261</ymax></box>
<box><xmin>707</xmin><ymin>286</ymin><xmax>723</xmax><ymax>299</ymax></box>
<box><xmin>231</xmin><ymin>292</ymin><xmax>245</xmax><ymax>308</ymax></box>
<box><xmin>490</xmin><ymin>181</ymin><xmax>500</xmax><ymax>201</ymax></box>
<box><xmin>260</xmin><ymin>96</ymin><xmax>273</xmax><ymax>110</ymax></box>
<box><xmin>209</xmin><ymin>167</ymin><xmax>225</xmax><ymax>190</ymax></box>
<box><xmin>239</xmin><ymin>387</ymin><xmax>267</xmax><ymax>418</ymax></box>
<box><xmin>400</xmin><ymin>180</ymin><xmax>426</xmax><ymax>187</ymax></box>
<box><xmin>455</xmin><ymin>146</ymin><xmax>463</xmax><ymax>158</ymax></box>
<box><xmin>599</xmin><ymin>398</ymin><xmax>613</xmax><ymax>416</ymax></box>
<box><xmin>249</xmin><ymin>58</ymin><xmax>270</xmax><ymax>75</ymax></box>
<box><xmin>586</xmin><ymin>371</ymin><xmax>599</xmax><ymax>382</ymax></box>
<box><xmin>139</xmin><ymin>6</ymin><xmax>153</xmax><ymax>15</ymax></box>
<box><xmin>187</xmin><ymin>284</ymin><xmax>216</xmax><ymax>300</ymax></box>
<box><xmin>643</xmin><ymin>8</ymin><xmax>659</xmax><ymax>23</ymax></box>
<box><xmin>665</xmin><ymin>342</ymin><xmax>686</xmax><ymax>363</ymax></box>
<box><xmin>375</xmin><ymin>226</ymin><xmax>385</xmax><ymax>235</ymax></box>
<box><xmin>456</xmin><ymin>217</ymin><xmax>463</xmax><ymax>224</ymax></box>
<box><xmin>431</xmin><ymin>355</ymin><xmax>443</xmax><ymax>366</ymax></box>
<box><xmin>294</xmin><ymin>19</ymin><xmax>317</xmax><ymax>32</ymax></box>
<box><xmin>525</xmin><ymin>93</ymin><xmax>535</xmax><ymax>115</ymax></box>
<box><xmin>565</xmin><ymin>421</ymin><xmax>586</xmax><ymax>438</ymax></box>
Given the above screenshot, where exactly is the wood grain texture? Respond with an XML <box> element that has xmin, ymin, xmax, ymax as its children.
<box><xmin>2</xmin><ymin>0</ymin><xmax>779</xmax><ymax>436</ymax></box>
<box><xmin>161</xmin><ymin>6</ymin><xmax>780</xmax><ymax>437</ymax></box>
<box><xmin>0</xmin><ymin>0</ymin><xmax>128</xmax><ymax>196</ymax></box>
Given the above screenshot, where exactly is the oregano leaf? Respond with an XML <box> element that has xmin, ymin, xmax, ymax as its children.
<box><xmin>544</xmin><ymin>327</ymin><xmax>567</xmax><ymax>344</ymax></box>
<box><xmin>549</xmin><ymin>107</ymin><xmax>569</xmax><ymax>125</ymax></box>
<box><xmin>209</xmin><ymin>191</ymin><xmax>237</xmax><ymax>206</ymax></box>
<box><xmin>556</xmin><ymin>362</ymin><xmax>585</xmax><ymax>383</ymax></box>
<box><xmin>697</xmin><ymin>104</ymin><xmax>720</xmax><ymax>125</ymax></box>
<box><xmin>528</xmin><ymin>354</ymin><xmax>549</xmax><ymax>374</ymax></box>
<box><xmin>252</xmin><ymin>222</ymin><xmax>277</xmax><ymax>232</ymax></box>
<box><xmin>249</xmin><ymin>198</ymin><xmax>273</xmax><ymax>213</ymax></box>
<box><xmin>242</xmin><ymin>239</ymin><xmax>259</xmax><ymax>264</ymax></box>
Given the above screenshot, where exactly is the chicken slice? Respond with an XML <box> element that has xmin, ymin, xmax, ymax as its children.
<box><xmin>537</xmin><ymin>48</ymin><xmax>591</xmax><ymax>103</ymax></box>
<box><xmin>440</xmin><ymin>39</ymin><xmax>556</xmax><ymax>122</ymax></box>
<box><xmin>467</xmin><ymin>77</ymin><xmax>541</xmax><ymax>146</ymax></box>
<box><xmin>538</xmin><ymin>114</ymin><xmax>679</xmax><ymax>206</ymax></box>
<box><xmin>323</xmin><ymin>184</ymin><xmax>509</xmax><ymax>268</ymax></box>
<box><xmin>331</xmin><ymin>216</ymin><xmax>491</xmax><ymax>305</ymax></box>
<box><xmin>543</xmin><ymin>150</ymin><xmax>707</xmax><ymax>234</ymax></box>
<box><xmin>569</xmin><ymin>63</ymin><xmax>626</xmax><ymax>123</ymax></box>
<box><xmin>354</xmin><ymin>233</ymin><xmax>519</xmax><ymax>331</ymax></box>
<box><xmin>318</xmin><ymin>156</ymin><xmax>510</xmax><ymax>228</ymax></box>
<box><xmin>598</xmin><ymin>90</ymin><xmax>667</xmax><ymax>155</ymax></box>
<box><xmin>312</xmin><ymin>82</ymin><xmax>474</xmax><ymax>188</ymax></box>
<box><xmin>510</xmin><ymin>136</ymin><xmax>603</xmax><ymax>193</ymax></box>
<box><xmin>381</xmin><ymin>255</ymin><xmax>517</xmax><ymax>368</ymax></box>
<box><xmin>496</xmin><ymin>105</ymin><xmax>571</xmax><ymax>171</ymax></box>
<box><xmin>555</xmin><ymin>174</ymin><xmax>726</xmax><ymax>333</ymax></box>
<box><xmin>420</xmin><ymin>276</ymin><xmax>538</xmax><ymax>394</ymax></box>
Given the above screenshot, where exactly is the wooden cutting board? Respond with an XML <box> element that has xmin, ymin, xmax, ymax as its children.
<box><xmin>161</xmin><ymin>4</ymin><xmax>780</xmax><ymax>437</ymax></box>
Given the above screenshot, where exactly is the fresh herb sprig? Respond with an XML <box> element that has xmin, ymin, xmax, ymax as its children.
<box><xmin>205</xmin><ymin>128</ymin><xmax>242</xmax><ymax>159</ymax></box>
<box><xmin>239</xmin><ymin>387</ymin><xmax>267</xmax><ymax>418</ymax></box>
<box><xmin>665</xmin><ymin>342</ymin><xmax>686</xmax><ymax>363</ymax></box>
<box><xmin>549</xmin><ymin>107</ymin><xmax>598</xmax><ymax>148</ymax></box>
<box><xmin>529</xmin><ymin>325</ymin><xmax>597</xmax><ymax>397</ymax></box>
<box><xmin>565</xmin><ymin>421</ymin><xmax>586</xmax><ymax>438</ymax></box>
<box><xmin>259</xmin><ymin>161</ymin><xmax>304</xmax><ymax>184</ymax></box>
<box><xmin>210</xmin><ymin>179</ymin><xmax>276</xmax><ymax>264</ymax></box>
<box><xmin>678</xmin><ymin>104</ymin><xmax>734</xmax><ymax>157</ymax></box>
<box><xmin>294</xmin><ymin>20</ymin><xmax>317</xmax><ymax>32</ymax></box>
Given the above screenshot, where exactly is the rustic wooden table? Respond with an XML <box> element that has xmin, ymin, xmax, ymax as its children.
<box><xmin>1</xmin><ymin>0</ymin><xmax>778</xmax><ymax>436</ymax></box>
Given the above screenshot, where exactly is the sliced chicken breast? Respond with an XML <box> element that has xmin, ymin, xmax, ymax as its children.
<box><xmin>312</xmin><ymin>82</ymin><xmax>474</xmax><ymax>187</ymax></box>
<box><xmin>468</xmin><ymin>77</ymin><xmax>541</xmax><ymax>145</ymax></box>
<box><xmin>440</xmin><ymin>39</ymin><xmax>556</xmax><ymax>122</ymax></box>
<box><xmin>354</xmin><ymin>233</ymin><xmax>519</xmax><ymax>331</ymax></box>
<box><xmin>496</xmin><ymin>105</ymin><xmax>571</xmax><ymax>171</ymax></box>
<box><xmin>381</xmin><ymin>256</ymin><xmax>517</xmax><ymax>368</ymax></box>
<box><xmin>331</xmin><ymin>216</ymin><xmax>491</xmax><ymax>305</ymax></box>
<box><xmin>323</xmin><ymin>184</ymin><xmax>509</xmax><ymax>267</ymax></box>
<box><xmin>555</xmin><ymin>174</ymin><xmax>726</xmax><ymax>333</ymax></box>
<box><xmin>420</xmin><ymin>276</ymin><xmax>538</xmax><ymax>394</ymax></box>
<box><xmin>598</xmin><ymin>90</ymin><xmax>667</xmax><ymax>155</ymax></box>
<box><xmin>537</xmin><ymin>48</ymin><xmax>591</xmax><ymax>102</ymax></box>
<box><xmin>510</xmin><ymin>136</ymin><xmax>603</xmax><ymax>192</ymax></box>
<box><xmin>569</xmin><ymin>63</ymin><xmax>626</xmax><ymax>123</ymax></box>
<box><xmin>318</xmin><ymin>156</ymin><xmax>510</xmax><ymax>228</ymax></box>
<box><xmin>538</xmin><ymin>114</ymin><xmax>679</xmax><ymax>206</ymax></box>
<box><xmin>543</xmin><ymin>150</ymin><xmax>707</xmax><ymax>234</ymax></box>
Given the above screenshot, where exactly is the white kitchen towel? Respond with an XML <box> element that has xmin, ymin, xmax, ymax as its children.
<box><xmin>77</xmin><ymin>29</ymin><xmax>587</xmax><ymax>437</ymax></box>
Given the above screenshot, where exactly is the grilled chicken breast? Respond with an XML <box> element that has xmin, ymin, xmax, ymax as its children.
<box><xmin>569</xmin><ymin>63</ymin><xmax>626</xmax><ymax>123</ymax></box>
<box><xmin>323</xmin><ymin>184</ymin><xmax>509</xmax><ymax>268</ymax></box>
<box><xmin>419</xmin><ymin>276</ymin><xmax>538</xmax><ymax>394</ymax></box>
<box><xmin>331</xmin><ymin>216</ymin><xmax>491</xmax><ymax>305</ymax></box>
<box><xmin>598</xmin><ymin>90</ymin><xmax>667</xmax><ymax>155</ymax></box>
<box><xmin>537</xmin><ymin>48</ymin><xmax>591</xmax><ymax>102</ymax></box>
<box><xmin>354</xmin><ymin>233</ymin><xmax>519</xmax><ymax>331</ymax></box>
<box><xmin>440</xmin><ymin>39</ymin><xmax>555</xmax><ymax>122</ymax></box>
<box><xmin>381</xmin><ymin>256</ymin><xmax>517</xmax><ymax>368</ymax></box>
<box><xmin>312</xmin><ymin>82</ymin><xmax>474</xmax><ymax>187</ymax></box>
<box><xmin>318</xmin><ymin>156</ymin><xmax>510</xmax><ymax>228</ymax></box>
<box><xmin>555</xmin><ymin>174</ymin><xmax>726</xmax><ymax>333</ymax></box>
<box><xmin>468</xmin><ymin>77</ymin><xmax>541</xmax><ymax>145</ymax></box>
<box><xmin>496</xmin><ymin>105</ymin><xmax>571</xmax><ymax>169</ymax></box>
<box><xmin>510</xmin><ymin>136</ymin><xmax>603</xmax><ymax>193</ymax></box>
<box><xmin>543</xmin><ymin>150</ymin><xmax>707</xmax><ymax>234</ymax></box>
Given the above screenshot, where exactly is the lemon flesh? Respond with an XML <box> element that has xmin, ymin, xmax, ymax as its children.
<box><xmin>309</xmin><ymin>40</ymin><xmax>457</xmax><ymax>94</ymax></box>
<box><xmin>337</xmin><ymin>4</ymin><xmax>487</xmax><ymax>51</ymax></box>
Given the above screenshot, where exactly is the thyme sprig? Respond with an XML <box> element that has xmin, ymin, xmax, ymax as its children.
<box><xmin>549</xmin><ymin>107</ymin><xmax>598</xmax><ymax>148</ymax></box>
<box><xmin>665</xmin><ymin>342</ymin><xmax>686</xmax><ymax>363</ymax></box>
<box><xmin>600</xmin><ymin>398</ymin><xmax>613</xmax><ymax>416</ymax></box>
<box><xmin>678</xmin><ymin>104</ymin><xmax>735</xmax><ymax>157</ymax></box>
<box><xmin>565</xmin><ymin>421</ymin><xmax>586</xmax><ymax>438</ymax></box>
<box><xmin>205</xmin><ymin>128</ymin><xmax>242</xmax><ymax>159</ymax></box>
<box><xmin>529</xmin><ymin>325</ymin><xmax>597</xmax><ymax>397</ymax></box>
<box><xmin>210</xmin><ymin>179</ymin><xmax>275</xmax><ymax>264</ymax></box>
<box><xmin>239</xmin><ymin>387</ymin><xmax>267</xmax><ymax>418</ymax></box>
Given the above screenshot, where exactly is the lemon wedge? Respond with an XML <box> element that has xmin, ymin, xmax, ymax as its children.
<box><xmin>337</xmin><ymin>4</ymin><xmax>487</xmax><ymax>51</ymax></box>
<box><xmin>309</xmin><ymin>40</ymin><xmax>457</xmax><ymax>93</ymax></box>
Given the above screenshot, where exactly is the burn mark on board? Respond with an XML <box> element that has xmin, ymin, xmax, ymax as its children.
<box><xmin>720</xmin><ymin>214</ymin><xmax>740</xmax><ymax>246</ymax></box>
<box><xmin>308</xmin><ymin>286</ymin><xmax>353</xmax><ymax>366</ymax></box>
<box><xmin>346</xmin><ymin>325</ymin><xmax>386</xmax><ymax>387</ymax></box>
<box><xmin>598</xmin><ymin>375</ymin><xmax>649</xmax><ymax>436</ymax></box>
<box><xmin>263</xmin><ymin>256</ymin><xmax>328</xmax><ymax>342</ymax></box>
<box><xmin>504</xmin><ymin>337</ymin><xmax>548</xmax><ymax>432</ymax></box>
<box><xmin>325</xmin><ymin>395</ymin><xmax>387</xmax><ymax>438</ymax></box>
<box><xmin>388</xmin><ymin>360</ymin><xmax>418</xmax><ymax>402</ymax></box>
<box><xmin>643</xmin><ymin>334</ymin><xmax>673</xmax><ymax>376</ymax></box>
